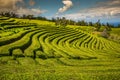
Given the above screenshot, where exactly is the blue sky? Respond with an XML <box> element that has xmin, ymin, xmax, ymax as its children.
<box><xmin>0</xmin><ymin>0</ymin><xmax>120</xmax><ymax>23</ymax></box>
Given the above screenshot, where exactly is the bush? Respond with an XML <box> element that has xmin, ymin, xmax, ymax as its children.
<box><xmin>55</xmin><ymin>17</ymin><xmax>68</xmax><ymax>28</ymax></box>
<box><xmin>101</xmin><ymin>29</ymin><xmax>110</xmax><ymax>38</ymax></box>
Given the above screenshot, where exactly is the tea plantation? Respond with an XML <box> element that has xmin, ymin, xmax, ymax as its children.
<box><xmin>0</xmin><ymin>17</ymin><xmax>120</xmax><ymax>80</ymax></box>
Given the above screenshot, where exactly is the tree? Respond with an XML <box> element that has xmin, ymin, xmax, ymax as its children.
<box><xmin>94</xmin><ymin>19</ymin><xmax>101</xmax><ymax>31</ymax></box>
<box><xmin>68</xmin><ymin>20</ymin><xmax>76</xmax><ymax>25</ymax></box>
<box><xmin>89</xmin><ymin>22</ymin><xmax>93</xmax><ymax>26</ymax></box>
<box><xmin>35</xmin><ymin>16</ymin><xmax>47</xmax><ymax>20</ymax></box>
<box><xmin>51</xmin><ymin>18</ymin><xmax>56</xmax><ymax>22</ymax></box>
<box><xmin>55</xmin><ymin>17</ymin><xmax>61</xmax><ymax>27</ymax></box>
<box><xmin>27</xmin><ymin>15</ymin><xmax>34</xmax><ymax>20</ymax></box>
<box><xmin>55</xmin><ymin>17</ymin><xmax>68</xmax><ymax>28</ymax></box>
<box><xmin>61</xmin><ymin>17</ymin><xmax>67</xmax><ymax>27</ymax></box>
<box><xmin>101</xmin><ymin>28</ymin><xmax>110</xmax><ymax>38</ymax></box>
<box><xmin>0</xmin><ymin>12</ymin><xmax>5</xmax><ymax>16</ymax></box>
<box><xmin>22</xmin><ymin>14</ymin><xmax>27</xmax><ymax>19</ymax></box>
<box><xmin>105</xmin><ymin>22</ymin><xmax>112</xmax><ymax>31</ymax></box>
<box><xmin>118</xmin><ymin>24</ymin><xmax>120</xmax><ymax>28</ymax></box>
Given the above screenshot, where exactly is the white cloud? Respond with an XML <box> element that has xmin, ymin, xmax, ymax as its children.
<box><xmin>98</xmin><ymin>0</ymin><xmax>120</xmax><ymax>6</ymax></box>
<box><xmin>60</xmin><ymin>0</ymin><xmax>120</xmax><ymax>21</ymax></box>
<box><xmin>0</xmin><ymin>0</ymin><xmax>23</xmax><ymax>12</ymax></box>
<box><xmin>0</xmin><ymin>0</ymin><xmax>47</xmax><ymax>16</ymax></box>
<box><xmin>16</xmin><ymin>8</ymin><xmax>47</xmax><ymax>16</ymax></box>
<box><xmin>57</xmin><ymin>0</ymin><xmax>73</xmax><ymax>14</ymax></box>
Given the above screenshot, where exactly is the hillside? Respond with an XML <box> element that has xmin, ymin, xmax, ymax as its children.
<box><xmin>0</xmin><ymin>17</ymin><xmax>120</xmax><ymax>80</ymax></box>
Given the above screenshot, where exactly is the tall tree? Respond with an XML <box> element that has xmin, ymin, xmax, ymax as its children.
<box><xmin>89</xmin><ymin>22</ymin><xmax>93</xmax><ymax>26</ymax></box>
<box><xmin>55</xmin><ymin>17</ymin><xmax>68</xmax><ymax>28</ymax></box>
<box><xmin>55</xmin><ymin>17</ymin><xmax>61</xmax><ymax>27</ymax></box>
<box><xmin>94</xmin><ymin>19</ymin><xmax>101</xmax><ymax>31</ymax></box>
<box><xmin>61</xmin><ymin>17</ymin><xmax>67</xmax><ymax>27</ymax></box>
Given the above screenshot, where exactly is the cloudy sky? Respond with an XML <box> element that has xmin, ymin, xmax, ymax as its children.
<box><xmin>0</xmin><ymin>0</ymin><xmax>120</xmax><ymax>23</ymax></box>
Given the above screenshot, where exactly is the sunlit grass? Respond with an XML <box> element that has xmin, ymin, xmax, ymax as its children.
<box><xmin>0</xmin><ymin>17</ymin><xmax>120</xmax><ymax>80</ymax></box>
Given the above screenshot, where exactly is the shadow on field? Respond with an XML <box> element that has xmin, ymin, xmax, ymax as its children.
<box><xmin>0</xmin><ymin>53</ymin><xmax>9</xmax><ymax>57</ymax></box>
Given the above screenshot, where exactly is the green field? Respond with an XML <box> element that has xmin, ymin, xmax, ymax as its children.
<box><xmin>0</xmin><ymin>17</ymin><xmax>120</xmax><ymax>80</ymax></box>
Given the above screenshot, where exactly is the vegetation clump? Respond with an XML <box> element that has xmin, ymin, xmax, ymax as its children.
<box><xmin>55</xmin><ymin>17</ymin><xmax>68</xmax><ymax>28</ymax></box>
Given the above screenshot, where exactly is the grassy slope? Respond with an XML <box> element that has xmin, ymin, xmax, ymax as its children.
<box><xmin>0</xmin><ymin>17</ymin><xmax>120</xmax><ymax>80</ymax></box>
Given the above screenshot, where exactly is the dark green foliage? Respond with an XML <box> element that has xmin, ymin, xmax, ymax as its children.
<box><xmin>94</xmin><ymin>20</ymin><xmax>101</xmax><ymax>31</ymax></box>
<box><xmin>55</xmin><ymin>17</ymin><xmax>68</xmax><ymax>27</ymax></box>
<box><xmin>105</xmin><ymin>22</ymin><xmax>112</xmax><ymax>31</ymax></box>
<box><xmin>26</xmin><ymin>15</ymin><xmax>34</xmax><ymax>19</ymax></box>
<box><xmin>89</xmin><ymin>22</ymin><xmax>93</xmax><ymax>26</ymax></box>
<box><xmin>55</xmin><ymin>17</ymin><xmax>61</xmax><ymax>27</ymax></box>
<box><xmin>77</xmin><ymin>20</ymin><xmax>88</xmax><ymax>26</ymax></box>
<box><xmin>21</xmin><ymin>15</ymin><xmax>34</xmax><ymax>19</ymax></box>
<box><xmin>0</xmin><ymin>12</ymin><xmax>18</xmax><ymax>18</ymax></box>
<box><xmin>61</xmin><ymin>17</ymin><xmax>68</xmax><ymax>27</ymax></box>
<box><xmin>117</xmin><ymin>24</ymin><xmax>120</xmax><ymax>28</ymax></box>
<box><xmin>100</xmin><ymin>23</ymin><xmax>112</xmax><ymax>38</ymax></box>
<box><xmin>51</xmin><ymin>18</ymin><xmax>56</xmax><ymax>22</ymax></box>
<box><xmin>36</xmin><ymin>16</ymin><xmax>47</xmax><ymax>20</ymax></box>
<box><xmin>68</xmin><ymin>20</ymin><xmax>76</xmax><ymax>25</ymax></box>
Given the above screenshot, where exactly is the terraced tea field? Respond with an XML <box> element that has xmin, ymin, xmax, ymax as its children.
<box><xmin>0</xmin><ymin>17</ymin><xmax>120</xmax><ymax>80</ymax></box>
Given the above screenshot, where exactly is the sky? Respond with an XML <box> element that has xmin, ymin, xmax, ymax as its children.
<box><xmin>0</xmin><ymin>0</ymin><xmax>120</xmax><ymax>23</ymax></box>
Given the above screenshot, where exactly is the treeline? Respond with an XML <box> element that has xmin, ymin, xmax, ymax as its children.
<box><xmin>0</xmin><ymin>12</ymin><xmax>120</xmax><ymax>28</ymax></box>
<box><xmin>0</xmin><ymin>12</ymin><xmax>18</xmax><ymax>18</ymax></box>
<box><xmin>52</xmin><ymin>17</ymin><xmax>112</xmax><ymax>32</ymax></box>
<box><xmin>51</xmin><ymin>17</ymin><xmax>118</xmax><ymax>28</ymax></box>
<box><xmin>51</xmin><ymin>17</ymin><xmax>120</xmax><ymax>28</ymax></box>
<box><xmin>0</xmin><ymin>11</ymin><xmax>47</xmax><ymax>20</ymax></box>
